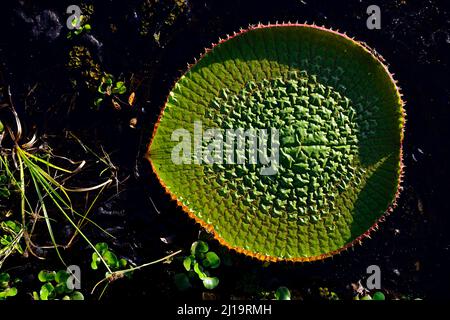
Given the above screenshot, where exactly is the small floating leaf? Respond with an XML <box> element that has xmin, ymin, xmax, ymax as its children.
<box><xmin>203</xmin><ymin>277</ymin><xmax>219</xmax><ymax>290</ymax></box>
<box><xmin>275</xmin><ymin>286</ymin><xmax>291</xmax><ymax>300</ymax></box>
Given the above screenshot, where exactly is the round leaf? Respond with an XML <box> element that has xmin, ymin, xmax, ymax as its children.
<box><xmin>95</xmin><ymin>242</ymin><xmax>109</xmax><ymax>255</ymax></box>
<box><xmin>70</xmin><ymin>291</ymin><xmax>85</xmax><ymax>300</ymax></box>
<box><xmin>203</xmin><ymin>277</ymin><xmax>219</xmax><ymax>290</ymax></box>
<box><xmin>148</xmin><ymin>24</ymin><xmax>405</xmax><ymax>261</ymax></box>
<box><xmin>191</xmin><ymin>241</ymin><xmax>209</xmax><ymax>257</ymax></box>
<box><xmin>204</xmin><ymin>252</ymin><xmax>221</xmax><ymax>269</ymax></box>
<box><xmin>5</xmin><ymin>287</ymin><xmax>17</xmax><ymax>298</ymax></box>
<box><xmin>275</xmin><ymin>286</ymin><xmax>291</xmax><ymax>300</ymax></box>
<box><xmin>372</xmin><ymin>291</ymin><xmax>386</xmax><ymax>300</ymax></box>
<box><xmin>39</xmin><ymin>283</ymin><xmax>55</xmax><ymax>300</ymax></box>
<box><xmin>183</xmin><ymin>256</ymin><xmax>193</xmax><ymax>271</ymax></box>
<box><xmin>38</xmin><ymin>270</ymin><xmax>56</xmax><ymax>283</ymax></box>
<box><xmin>119</xmin><ymin>258</ymin><xmax>128</xmax><ymax>268</ymax></box>
<box><xmin>55</xmin><ymin>283</ymin><xmax>67</xmax><ymax>296</ymax></box>
<box><xmin>103</xmin><ymin>251</ymin><xmax>119</xmax><ymax>268</ymax></box>
<box><xmin>55</xmin><ymin>270</ymin><xmax>70</xmax><ymax>284</ymax></box>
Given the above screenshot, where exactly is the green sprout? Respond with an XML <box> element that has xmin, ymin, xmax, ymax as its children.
<box><xmin>0</xmin><ymin>272</ymin><xmax>19</xmax><ymax>300</ymax></box>
<box><xmin>67</xmin><ymin>15</ymin><xmax>92</xmax><ymax>39</ymax></box>
<box><xmin>95</xmin><ymin>75</ymin><xmax>128</xmax><ymax>110</ymax></box>
<box><xmin>91</xmin><ymin>242</ymin><xmax>129</xmax><ymax>275</ymax></box>
<box><xmin>175</xmin><ymin>240</ymin><xmax>220</xmax><ymax>291</ymax></box>
<box><xmin>33</xmin><ymin>270</ymin><xmax>83</xmax><ymax>300</ymax></box>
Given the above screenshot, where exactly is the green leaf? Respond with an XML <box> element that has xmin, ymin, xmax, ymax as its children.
<box><xmin>2</xmin><ymin>220</ymin><xmax>21</xmax><ymax>233</ymax></box>
<box><xmin>203</xmin><ymin>252</ymin><xmax>220</xmax><ymax>269</ymax></box>
<box><xmin>95</xmin><ymin>242</ymin><xmax>109</xmax><ymax>255</ymax></box>
<box><xmin>119</xmin><ymin>258</ymin><xmax>128</xmax><ymax>268</ymax></box>
<box><xmin>91</xmin><ymin>252</ymin><xmax>100</xmax><ymax>270</ymax></box>
<box><xmin>148</xmin><ymin>25</ymin><xmax>405</xmax><ymax>261</ymax></box>
<box><xmin>193</xmin><ymin>262</ymin><xmax>207</xmax><ymax>280</ymax></box>
<box><xmin>70</xmin><ymin>17</ymin><xmax>78</xmax><ymax>28</ymax></box>
<box><xmin>38</xmin><ymin>270</ymin><xmax>56</xmax><ymax>283</ymax></box>
<box><xmin>0</xmin><ymin>187</ymin><xmax>10</xmax><ymax>198</ymax></box>
<box><xmin>32</xmin><ymin>291</ymin><xmax>40</xmax><ymax>300</ymax></box>
<box><xmin>91</xmin><ymin>252</ymin><xmax>101</xmax><ymax>270</ymax></box>
<box><xmin>203</xmin><ymin>277</ymin><xmax>219</xmax><ymax>290</ymax></box>
<box><xmin>55</xmin><ymin>270</ymin><xmax>70</xmax><ymax>284</ymax></box>
<box><xmin>105</xmin><ymin>77</ymin><xmax>113</xmax><ymax>86</ymax></box>
<box><xmin>183</xmin><ymin>256</ymin><xmax>193</xmax><ymax>271</ymax></box>
<box><xmin>0</xmin><ymin>287</ymin><xmax>17</xmax><ymax>299</ymax></box>
<box><xmin>83</xmin><ymin>24</ymin><xmax>91</xmax><ymax>32</ymax></box>
<box><xmin>103</xmin><ymin>250</ymin><xmax>119</xmax><ymax>268</ymax></box>
<box><xmin>112</xmin><ymin>81</ymin><xmax>127</xmax><ymax>95</ymax></box>
<box><xmin>39</xmin><ymin>283</ymin><xmax>55</xmax><ymax>300</ymax></box>
<box><xmin>7</xmin><ymin>287</ymin><xmax>18</xmax><ymax>297</ymax></box>
<box><xmin>55</xmin><ymin>283</ymin><xmax>67</xmax><ymax>296</ymax></box>
<box><xmin>94</xmin><ymin>97</ymin><xmax>103</xmax><ymax>107</ymax></box>
<box><xmin>372</xmin><ymin>291</ymin><xmax>386</xmax><ymax>300</ymax></box>
<box><xmin>361</xmin><ymin>295</ymin><xmax>373</xmax><ymax>300</ymax></box>
<box><xmin>0</xmin><ymin>272</ymin><xmax>10</xmax><ymax>285</ymax></box>
<box><xmin>191</xmin><ymin>241</ymin><xmax>209</xmax><ymax>257</ymax></box>
<box><xmin>70</xmin><ymin>291</ymin><xmax>85</xmax><ymax>300</ymax></box>
<box><xmin>174</xmin><ymin>273</ymin><xmax>191</xmax><ymax>291</ymax></box>
<box><xmin>275</xmin><ymin>286</ymin><xmax>291</xmax><ymax>300</ymax></box>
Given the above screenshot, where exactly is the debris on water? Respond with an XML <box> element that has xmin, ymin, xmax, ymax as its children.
<box><xmin>98</xmin><ymin>205</ymin><xmax>126</xmax><ymax>217</ymax></box>
<box><xmin>351</xmin><ymin>280</ymin><xmax>367</xmax><ymax>295</ymax></box>
<box><xmin>414</xmin><ymin>261</ymin><xmax>421</xmax><ymax>271</ymax></box>
<box><xmin>160</xmin><ymin>235</ymin><xmax>175</xmax><ymax>244</ymax></box>
<box><xmin>412</xmin><ymin>147</ymin><xmax>425</xmax><ymax>162</ymax></box>
<box><xmin>17</xmin><ymin>9</ymin><xmax>62</xmax><ymax>41</ymax></box>
<box><xmin>417</xmin><ymin>199</ymin><xmax>424</xmax><ymax>214</ymax></box>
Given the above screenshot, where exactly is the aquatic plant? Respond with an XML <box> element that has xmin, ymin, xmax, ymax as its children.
<box><xmin>148</xmin><ymin>24</ymin><xmax>405</xmax><ymax>262</ymax></box>
<box><xmin>0</xmin><ymin>272</ymin><xmax>19</xmax><ymax>300</ymax></box>
<box><xmin>0</xmin><ymin>94</ymin><xmax>113</xmax><ymax>269</ymax></box>
<box><xmin>175</xmin><ymin>240</ymin><xmax>221</xmax><ymax>290</ymax></box>
<box><xmin>33</xmin><ymin>269</ymin><xmax>84</xmax><ymax>300</ymax></box>
<box><xmin>275</xmin><ymin>286</ymin><xmax>291</xmax><ymax>300</ymax></box>
<box><xmin>90</xmin><ymin>242</ymin><xmax>129</xmax><ymax>273</ymax></box>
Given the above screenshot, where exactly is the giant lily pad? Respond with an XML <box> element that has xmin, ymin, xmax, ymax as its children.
<box><xmin>147</xmin><ymin>24</ymin><xmax>405</xmax><ymax>261</ymax></box>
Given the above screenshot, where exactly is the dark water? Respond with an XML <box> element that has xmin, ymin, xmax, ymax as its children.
<box><xmin>1</xmin><ymin>0</ymin><xmax>449</xmax><ymax>300</ymax></box>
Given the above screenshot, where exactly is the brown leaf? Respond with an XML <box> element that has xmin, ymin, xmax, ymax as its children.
<box><xmin>128</xmin><ymin>92</ymin><xmax>136</xmax><ymax>106</ymax></box>
<box><xmin>112</xmin><ymin>99</ymin><xmax>121</xmax><ymax>111</ymax></box>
